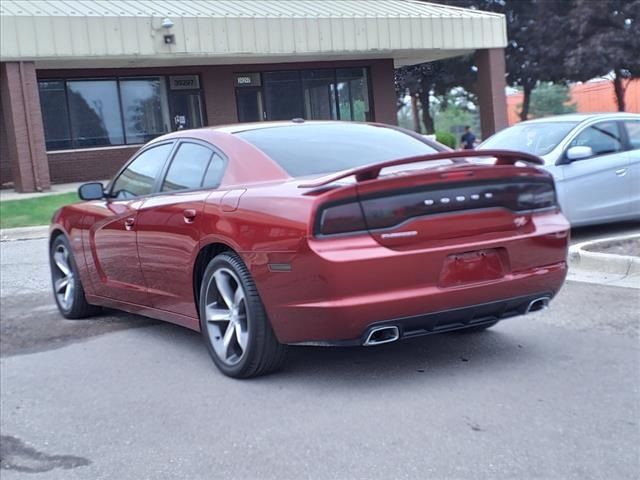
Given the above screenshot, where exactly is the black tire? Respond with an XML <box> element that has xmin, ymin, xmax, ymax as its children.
<box><xmin>50</xmin><ymin>234</ymin><xmax>100</xmax><ymax>319</ymax></box>
<box><xmin>199</xmin><ymin>252</ymin><xmax>287</xmax><ymax>378</ymax></box>
<box><xmin>454</xmin><ymin>321</ymin><xmax>499</xmax><ymax>333</ymax></box>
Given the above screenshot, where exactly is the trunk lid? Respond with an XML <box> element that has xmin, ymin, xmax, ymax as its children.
<box><xmin>353</xmin><ymin>163</ymin><xmax>555</xmax><ymax>249</ymax></box>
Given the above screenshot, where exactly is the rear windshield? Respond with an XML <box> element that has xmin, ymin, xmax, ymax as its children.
<box><xmin>236</xmin><ymin>123</ymin><xmax>441</xmax><ymax>177</ymax></box>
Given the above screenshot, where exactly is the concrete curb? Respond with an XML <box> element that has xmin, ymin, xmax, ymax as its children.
<box><xmin>0</xmin><ymin>225</ymin><xmax>49</xmax><ymax>242</ymax></box>
<box><xmin>568</xmin><ymin>233</ymin><xmax>640</xmax><ymax>288</ymax></box>
<box><xmin>570</xmin><ymin>233</ymin><xmax>640</xmax><ymax>275</ymax></box>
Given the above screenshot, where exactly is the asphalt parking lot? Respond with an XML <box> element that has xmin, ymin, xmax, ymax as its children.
<box><xmin>1</xmin><ymin>226</ymin><xmax>639</xmax><ymax>479</ymax></box>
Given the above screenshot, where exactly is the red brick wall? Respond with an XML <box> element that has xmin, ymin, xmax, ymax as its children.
<box><xmin>0</xmin><ymin>94</ymin><xmax>12</xmax><ymax>188</ymax></box>
<box><xmin>369</xmin><ymin>59</ymin><xmax>398</xmax><ymax>125</ymax></box>
<box><xmin>48</xmin><ymin>146</ymin><xmax>139</xmax><ymax>184</ymax></box>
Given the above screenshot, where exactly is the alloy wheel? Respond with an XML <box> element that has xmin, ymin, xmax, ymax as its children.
<box><xmin>52</xmin><ymin>244</ymin><xmax>75</xmax><ymax>311</ymax></box>
<box><xmin>204</xmin><ymin>268</ymin><xmax>250</xmax><ymax>366</ymax></box>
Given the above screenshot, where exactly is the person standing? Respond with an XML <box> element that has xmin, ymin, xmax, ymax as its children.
<box><xmin>460</xmin><ymin>126</ymin><xmax>476</xmax><ymax>150</ymax></box>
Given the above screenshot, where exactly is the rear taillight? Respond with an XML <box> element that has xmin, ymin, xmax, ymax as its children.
<box><xmin>317</xmin><ymin>202</ymin><xmax>367</xmax><ymax>236</ymax></box>
<box><xmin>515</xmin><ymin>183</ymin><xmax>556</xmax><ymax>210</ymax></box>
<box><xmin>360</xmin><ymin>179</ymin><xmax>557</xmax><ymax>231</ymax></box>
<box><xmin>315</xmin><ymin>179</ymin><xmax>556</xmax><ymax>236</ymax></box>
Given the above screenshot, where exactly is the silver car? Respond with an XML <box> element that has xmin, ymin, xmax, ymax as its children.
<box><xmin>479</xmin><ymin>113</ymin><xmax>640</xmax><ymax>227</ymax></box>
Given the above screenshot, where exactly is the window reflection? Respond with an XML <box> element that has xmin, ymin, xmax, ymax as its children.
<box><xmin>162</xmin><ymin>143</ymin><xmax>212</xmax><ymax>192</ymax></box>
<box><xmin>120</xmin><ymin>78</ymin><xmax>171</xmax><ymax>144</ymax></box>
<box><xmin>67</xmin><ymin>80</ymin><xmax>124</xmax><ymax>147</ymax></box>
<box><xmin>112</xmin><ymin>143</ymin><xmax>173</xmax><ymax>198</ymax></box>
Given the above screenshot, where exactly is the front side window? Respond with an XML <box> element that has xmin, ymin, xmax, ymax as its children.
<box><xmin>623</xmin><ymin>120</ymin><xmax>640</xmax><ymax>149</ymax></box>
<box><xmin>111</xmin><ymin>143</ymin><xmax>173</xmax><ymax>199</ymax></box>
<box><xmin>569</xmin><ymin>121</ymin><xmax>623</xmax><ymax>157</ymax></box>
<box><xmin>161</xmin><ymin>143</ymin><xmax>213</xmax><ymax>192</ymax></box>
<box><xmin>67</xmin><ymin>80</ymin><xmax>124</xmax><ymax>147</ymax></box>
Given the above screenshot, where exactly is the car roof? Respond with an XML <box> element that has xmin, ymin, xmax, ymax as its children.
<box><xmin>519</xmin><ymin>112</ymin><xmax>640</xmax><ymax>125</ymax></box>
<box><xmin>211</xmin><ymin>120</ymin><xmax>382</xmax><ymax>134</ymax></box>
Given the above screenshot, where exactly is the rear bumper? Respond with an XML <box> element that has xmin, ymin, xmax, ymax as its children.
<box><xmin>254</xmin><ymin>212</ymin><xmax>569</xmax><ymax>344</ymax></box>
<box><xmin>292</xmin><ymin>292</ymin><xmax>554</xmax><ymax>346</ymax></box>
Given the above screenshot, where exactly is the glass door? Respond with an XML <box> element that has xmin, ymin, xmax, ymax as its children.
<box><xmin>169</xmin><ymin>92</ymin><xmax>204</xmax><ymax>131</ymax></box>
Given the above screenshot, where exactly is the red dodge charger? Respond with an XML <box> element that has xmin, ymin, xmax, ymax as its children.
<box><xmin>50</xmin><ymin>121</ymin><xmax>569</xmax><ymax>378</ymax></box>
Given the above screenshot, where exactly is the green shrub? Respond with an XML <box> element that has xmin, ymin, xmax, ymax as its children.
<box><xmin>435</xmin><ymin>131</ymin><xmax>456</xmax><ymax>149</ymax></box>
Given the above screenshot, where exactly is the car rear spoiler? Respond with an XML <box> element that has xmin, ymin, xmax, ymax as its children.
<box><xmin>298</xmin><ymin>149</ymin><xmax>544</xmax><ymax>188</ymax></box>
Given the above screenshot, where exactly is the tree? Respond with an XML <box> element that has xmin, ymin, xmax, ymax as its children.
<box><xmin>527</xmin><ymin>83</ymin><xmax>576</xmax><ymax>118</ymax></box>
<box><xmin>395</xmin><ymin>55</ymin><xmax>476</xmax><ymax>134</ymax></box>
<box><xmin>565</xmin><ymin>0</ymin><xmax>640</xmax><ymax>111</ymax></box>
<box><xmin>438</xmin><ymin>0</ymin><xmax>572</xmax><ymax>121</ymax></box>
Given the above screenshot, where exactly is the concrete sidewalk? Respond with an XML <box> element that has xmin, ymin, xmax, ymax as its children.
<box><xmin>0</xmin><ymin>180</ymin><xmax>108</xmax><ymax>202</ymax></box>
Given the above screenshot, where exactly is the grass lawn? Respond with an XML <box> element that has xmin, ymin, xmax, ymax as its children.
<box><xmin>0</xmin><ymin>192</ymin><xmax>79</xmax><ymax>229</ymax></box>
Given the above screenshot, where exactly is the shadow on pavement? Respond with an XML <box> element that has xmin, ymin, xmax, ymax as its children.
<box><xmin>135</xmin><ymin>318</ymin><xmax>537</xmax><ymax>387</ymax></box>
<box><xmin>0</xmin><ymin>294</ymin><xmax>159</xmax><ymax>357</ymax></box>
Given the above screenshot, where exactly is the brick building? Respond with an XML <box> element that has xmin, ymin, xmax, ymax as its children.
<box><xmin>0</xmin><ymin>0</ymin><xmax>508</xmax><ymax>192</ymax></box>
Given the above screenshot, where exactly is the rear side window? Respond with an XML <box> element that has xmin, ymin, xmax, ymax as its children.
<box><xmin>112</xmin><ymin>143</ymin><xmax>173</xmax><ymax>199</ymax></box>
<box><xmin>623</xmin><ymin>120</ymin><xmax>640</xmax><ymax>149</ymax></box>
<box><xmin>202</xmin><ymin>153</ymin><xmax>225</xmax><ymax>188</ymax></box>
<box><xmin>569</xmin><ymin>121</ymin><xmax>623</xmax><ymax>157</ymax></box>
<box><xmin>236</xmin><ymin>124</ymin><xmax>439</xmax><ymax>177</ymax></box>
<box><xmin>162</xmin><ymin>142</ymin><xmax>213</xmax><ymax>192</ymax></box>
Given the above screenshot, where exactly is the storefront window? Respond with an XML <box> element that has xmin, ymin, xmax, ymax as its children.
<box><xmin>120</xmin><ymin>78</ymin><xmax>171</xmax><ymax>144</ymax></box>
<box><xmin>337</xmin><ymin>68</ymin><xmax>370</xmax><ymax>122</ymax></box>
<box><xmin>67</xmin><ymin>80</ymin><xmax>124</xmax><ymax>147</ymax></box>
<box><xmin>38</xmin><ymin>75</ymin><xmax>202</xmax><ymax>151</ymax></box>
<box><xmin>38</xmin><ymin>81</ymin><xmax>72</xmax><ymax>150</ymax></box>
<box><xmin>236</xmin><ymin>89</ymin><xmax>264</xmax><ymax>122</ymax></box>
<box><xmin>263</xmin><ymin>71</ymin><xmax>304</xmax><ymax>120</ymax></box>
<box><xmin>236</xmin><ymin>67</ymin><xmax>372</xmax><ymax>123</ymax></box>
<box><xmin>302</xmin><ymin>70</ymin><xmax>337</xmax><ymax>120</ymax></box>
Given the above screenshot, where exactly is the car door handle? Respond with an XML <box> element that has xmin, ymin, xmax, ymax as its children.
<box><xmin>615</xmin><ymin>168</ymin><xmax>627</xmax><ymax>176</ymax></box>
<box><xmin>124</xmin><ymin>217</ymin><xmax>135</xmax><ymax>231</ymax></box>
<box><xmin>183</xmin><ymin>209</ymin><xmax>197</xmax><ymax>223</ymax></box>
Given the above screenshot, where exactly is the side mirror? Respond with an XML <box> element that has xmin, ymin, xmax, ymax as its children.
<box><xmin>566</xmin><ymin>146</ymin><xmax>593</xmax><ymax>162</ymax></box>
<box><xmin>78</xmin><ymin>182</ymin><xmax>105</xmax><ymax>201</ymax></box>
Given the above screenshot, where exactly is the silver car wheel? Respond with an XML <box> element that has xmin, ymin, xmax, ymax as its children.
<box><xmin>52</xmin><ymin>244</ymin><xmax>75</xmax><ymax>311</ymax></box>
<box><xmin>204</xmin><ymin>267</ymin><xmax>249</xmax><ymax>366</ymax></box>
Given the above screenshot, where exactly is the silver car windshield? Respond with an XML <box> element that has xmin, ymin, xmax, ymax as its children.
<box><xmin>480</xmin><ymin>121</ymin><xmax>579</xmax><ymax>156</ymax></box>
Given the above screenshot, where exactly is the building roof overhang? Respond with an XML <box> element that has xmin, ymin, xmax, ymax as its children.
<box><xmin>0</xmin><ymin>0</ymin><xmax>506</xmax><ymax>69</ymax></box>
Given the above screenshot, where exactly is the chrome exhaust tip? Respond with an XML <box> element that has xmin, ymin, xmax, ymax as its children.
<box><xmin>363</xmin><ymin>326</ymin><xmax>400</xmax><ymax>346</ymax></box>
<box><xmin>525</xmin><ymin>296</ymin><xmax>551</xmax><ymax>314</ymax></box>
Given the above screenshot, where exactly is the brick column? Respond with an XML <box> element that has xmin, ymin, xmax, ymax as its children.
<box><xmin>0</xmin><ymin>62</ymin><xmax>51</xmax><ymax>192</ymax></box>
<box><xmin>201</xmin><ymin>65</ymin><xmax>238</xmax><ymax>126</ymax></box>
<box><xmin>474</xmin><ymin>48</ymin><xmax>508</xmax><ymax>139</ymax></box>
<box><xmin>369</xmin><ymin>59</ymin><xmax>398</xmax><ymax>125</ymax></box>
